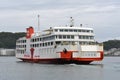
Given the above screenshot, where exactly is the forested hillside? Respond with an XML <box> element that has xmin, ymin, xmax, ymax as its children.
<box><xmin>103</xmin><ymin>40</ymin><xmax>120</xmax><ymax>50</ymax></box>
<box><xmin>0</xmin><ymin>32</ymin><xmax>26</xmax><ymax>49</ymax></box>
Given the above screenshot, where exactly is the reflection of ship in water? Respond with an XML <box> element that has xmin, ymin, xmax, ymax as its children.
<box><xmin>16</xmin><ymin>17</ymin><xmax>104</xmax><ymax>64</ymax></box>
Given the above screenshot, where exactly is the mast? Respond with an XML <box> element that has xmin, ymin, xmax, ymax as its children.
<box><xmin>70</xmin><ymin>17</ymin><xmax>74</xmax><ymax>27</ymax></box>
<box><xmin>38</xmin><ymin>14</ymin><xmax>40</xmax><ymax>32</ymax></box>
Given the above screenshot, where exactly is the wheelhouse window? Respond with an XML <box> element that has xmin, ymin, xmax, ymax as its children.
<box><xmin>69</xmin><ymin>29</ymin><xmax>73</xmax><ymax>32</ymax></box>
<box><xmin>60</xmin><ymin>29</ymin><xmax>63</xmax><ymax>32</ymax></box>
<box><xmin>90</xmin><ymin>30</ymin><xmax>93</xmax><ymax>33</ymax></box>
<box><xmin>90</xmin><ymin>36</ymin><xmax>94</xmax><ymax>39</ymax></box>
<box><xmin>58</xmin><ymin>35</ymin><xmax>74</xmax><ymax>39</ymax></box>
<box><xmin>64</xmin><ymin>29</ymin><xmax>68</xmax><ymax>32</ymax></box>
<box><xmin>86</xmin><ymin>30</ymin><xmax>90</xmax><ymax>32</ymax></box>
<box><xmin>82</xmin><ymin>30</ymin><xmax>85</xmax><ymax>32</ymax></box>
<box><xmin>74</xmin><ymin>29</ymin><xmax>77</xmax><ymax>32</ymax></box>
<box><xmin>55</xmin><ymin>29</ymin><xmax>58</xmax><ymax>32</ymax></box>
<box><xmin>78</xmin><ymin>30</ymin><xmax>81</xmax><ymax>32</ymax></box>
<box><xmin>79</xmin><ymin>36</ymin><xmax>94</xmax><ymax>39</ymax></box>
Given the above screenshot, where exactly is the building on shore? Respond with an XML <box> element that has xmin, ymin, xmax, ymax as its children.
<box><xmin>0</xmin><ymin>48</ymin><xmax>15</xmax><ymax>56</ymax></box>
<box><xmin>104</xmin><ymin>48</ymin><xmax>120</xmax><ymax>56</ymax></box>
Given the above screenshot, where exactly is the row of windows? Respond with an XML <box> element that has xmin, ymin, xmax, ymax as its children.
<box><xmin>17</xmin><ymin>35</ymin><xmax>93</xmax><ymax>44</ymax></box>
<box><xmin>39</xmin><ymin>48</ymin><xmax>54</xmax><ymax>54</ymax></box>
<box><xmin>16</xmin><ymin>45</ymin><xmax>26</xmax><ymax>48</ymax></box>
<box><xmin>16</xmin><ymin>50</ymin><xmax>97</xmax><ymax>56</ymax></box>
<box><xmin>31</xmin><ymin>35</ymin><xmax>55</xmax><ymax>42</ymax></box>
<box><xmin>17</xmin><ymin>41</ymin><xmax>96</xmax><ymax>48</ymax></box>
<box><xmin>31</xmin><ymin>35</ymin><xmax>75</xmax><ymax>42</ymax></box>
<box><xmin>55</xmin><ymin>41</ymin><xmax>96</xmax><ymax>45</ymax></box>
<box><xmin>31</xmin><ymin>35</ymin><xmax>93</xmax><ymax>42</ymax></box>
<box><xmin>79</xmin><ymin>36</ymin><xmax>94</xmax><ymax>39</ymax></box>
<box><xmin>79</xmin><ymin>42</ymin><xmax>97</xmax><ymax>45</ymax></box>
<box><xmin>30</xmin><ymin>42</ymin><xmax>53</xmax><ymax>48</ymax></box>
<box><xmin>17</xmin><ymin>48</ymin><xmax>54</xmax><ymax>54</ymax></box>
<box><xmin>56</xmin><ymin>35</ymin><xmax>93</xmax><ymax>40</ymax></box>
<box><xmin>30</xmin><ymin>41</ymin><xmax>96</xmax><ymax>48</ymax></box>
<box><xmin>16</xmin><ymin>41</ymin><xmax>97</xmax><ymax>49</ymax></box>
<box><xmin>16</xmin><ymin>50</ymin><xmax>25</xmax><ymax>54</ymax></box>
<box><xmin>82</xmin><ymin>53</ymin><xmax>97</xmax><ymax>57</ymax></box>
<box><xmin>55</xmin><ymin>29</ymin><xmax>93</xmax><ymax>33</ymax></box>
<box><xmin>56</xmin><ymin>35</ymin><xmax>74</xmax><ymax>39</ymax></box>
<box><xmin>17</xmin><ymin>40</ymin><xmax>26</xmax><ymax>43</ymax></box>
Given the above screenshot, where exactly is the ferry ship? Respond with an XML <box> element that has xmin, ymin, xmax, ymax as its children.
<box><xmin>16</xmin><ymin>18</ymin><xmax>103</xmax><ymax>64</ymax></box>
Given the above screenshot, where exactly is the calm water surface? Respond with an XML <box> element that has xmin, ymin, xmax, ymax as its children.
<box><xmin>0</xmin><ymin>57</ymin><xmax>120</xmax><ymax>80</ymax></box>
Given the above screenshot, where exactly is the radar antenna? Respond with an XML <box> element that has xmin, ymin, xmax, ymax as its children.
<box><xmin>70</xmin><ymin>17</ymin><xmax>74</xmax><ymax>27</ymax></box>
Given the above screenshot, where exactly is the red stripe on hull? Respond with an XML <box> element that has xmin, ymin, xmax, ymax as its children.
<box><xmin>18</xmin><ymin>58</ymin><xmax>99</xmax><ymax>64</ymax></box>
<box><xmin>17</xmin><ymin>51</ymin><xmax>104</xmax><ymax>64</ymax></box>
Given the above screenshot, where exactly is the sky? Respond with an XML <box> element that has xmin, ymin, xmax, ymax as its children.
<box><xmin>0</xmin><ymin>0</ymin><xmax>120</xmax><ymax>42</ymax></box>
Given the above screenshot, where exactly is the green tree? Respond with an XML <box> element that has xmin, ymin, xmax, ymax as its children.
<box><xmin>103</xmin><ymin>40</ymin><xmax>120</xmax><ymax>50</ymax></box>
<box><xmin>0</xmin><ymin>32</ymin><xmax>26</xmax><ymax>49</ymax></box>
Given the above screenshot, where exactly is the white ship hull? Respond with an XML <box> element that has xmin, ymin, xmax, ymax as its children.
<box><xmin>16</xmin><ymin>43</ymin><xmax>103</xmax><ymax>64</ymax></box>
<box><xmin>16</xmin><ymin>24</ymin><xmax>104</xmax><ymax>64</ymax></box>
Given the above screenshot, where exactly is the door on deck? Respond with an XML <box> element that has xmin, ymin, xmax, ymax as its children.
<box><xmin>60</xmin><ymin>48</ymin><xmax>72</xmax><ymax>59</ymax></box>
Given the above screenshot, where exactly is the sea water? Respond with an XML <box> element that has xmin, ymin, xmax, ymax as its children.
<box><xmin>0</xmin><ymin>57</ymin><xmax>120</xmax><ymax>80</ymax></box>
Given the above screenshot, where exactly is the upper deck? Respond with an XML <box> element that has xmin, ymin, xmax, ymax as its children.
<box><xmin>43</xmin><ymin>26</ymin><xmax>93</xmax><ymax>35</ymax></box>
<box><xmin>16</xmin><ymin>26</ymin><xmax>95</xmax><ymax>45</ymax></box>
<box><xmin>16</xmin><ymin>26</ymin><xmax>98</xmax><ymax>53</ymax></box>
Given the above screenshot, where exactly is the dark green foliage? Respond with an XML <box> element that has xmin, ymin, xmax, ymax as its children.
<box><xmin>0</xmin><ymin>32</ymin><xmax>26</xmax><ymax>49</ymax></box>
<box><xmin>103</xmin><ymin>40</ymin><xmax>120</xmax><ymax>50</ymax></box>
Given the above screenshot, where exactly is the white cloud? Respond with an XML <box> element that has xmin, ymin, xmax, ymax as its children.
<box><xmin>84</xmin><ymin>5</ymin><xmax>118</xmax><ymax>13</ymax></box>
<box><xmin>0</xmin><ymin>0</ymin><xmax>120</xmax><ymax>41</ymax></box>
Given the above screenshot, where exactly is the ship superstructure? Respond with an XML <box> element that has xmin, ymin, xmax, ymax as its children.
<box><xmin>16</xmin><ymin>18</ymin><xmax>103</xmax><ymax>64</ymax></box>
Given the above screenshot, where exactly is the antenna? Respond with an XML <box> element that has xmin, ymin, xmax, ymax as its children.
<box><xmin>80</xmin><ymin>24</ymin><xmax>82</xmax><ymax>27</ymax></box>
<box><xmin>70</xmin><ymin>17</ymin><xmax>74</xmax><ymax>27</ymax></box>
<box><xmin>38</xmin><ymin>14</ymin><xmax>40</xmax><ymax>32</ymax></box>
